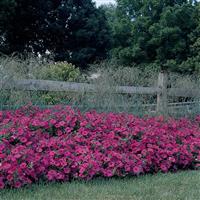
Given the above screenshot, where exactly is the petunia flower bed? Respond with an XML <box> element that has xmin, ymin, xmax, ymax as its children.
<box><xmin>0</xmin><ymin>105</ymin><xmax>200</xmax><ymax>189</ymax></box>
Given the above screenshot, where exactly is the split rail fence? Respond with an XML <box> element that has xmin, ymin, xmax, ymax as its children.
<box><xmin>1</xmin><ymin>71</ymin><xmax>200</xmax><ymax>115</ymax></box>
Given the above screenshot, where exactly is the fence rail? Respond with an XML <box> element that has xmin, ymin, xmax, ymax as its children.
<box><xmin>1</xmin><ymin>79</ymin><xmax>159</xmax><ymax>94</ymax></box>
<box><xmin>1</xmin><ymin>71</ymin><xmax>200</xmax><ymax>115</ymax></box>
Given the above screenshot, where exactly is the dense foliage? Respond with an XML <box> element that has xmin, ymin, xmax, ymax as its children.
<box><xmin>39</xmin><ymin>62</ymin><xmax>80</xmax><ymax>82</ymax></box>
<box><xmin>0</xmin><ymin>0</ymin><xmax>111</xmax><ymax>68</ymax></box>
<box><xmin>106</xmin><ymin>0</ymin><xmax>200</xmax><ymax>72</ymax></box>
<box><xmin>0</xmin><ymin>105</ymin><xmax>200</xmax><ymax>189</ymax></box>
<box><xmin>36</xmin><ymin>62</ymin><xmax>81</xmax><ymax>105</ymax></box>
<box><xmin>2</xmin><ymin>0</ymin><xmax>200</xmax><ymax>72</ymax></box>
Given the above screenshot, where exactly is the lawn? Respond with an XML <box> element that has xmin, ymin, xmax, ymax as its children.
<box><xmin>1</xmin><ymin>171</ymin><xmax>200</xmax><ymax>200</ymax></box>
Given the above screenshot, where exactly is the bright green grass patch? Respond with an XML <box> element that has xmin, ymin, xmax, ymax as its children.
<box><xmin>1</xmin><ymin>171</ymin><xmax>200</xmax><ymax>200</ymax></box>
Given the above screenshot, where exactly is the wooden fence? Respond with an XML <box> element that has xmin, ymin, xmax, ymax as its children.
<box><xmin>1</xmin><ymin>71</ymin><xmax>200</xmax><ymax>115</ymax></box>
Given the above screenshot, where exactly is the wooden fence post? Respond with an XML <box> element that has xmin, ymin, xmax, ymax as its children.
<box><xmin>157</xmin><ymin>71</ymin><xmax>168</xmax><ymax>115</ymax></box>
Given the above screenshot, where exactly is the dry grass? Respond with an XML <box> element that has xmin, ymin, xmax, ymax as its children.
<box><xmin>1</xmin><ymin>56</ymin><xmax>200</xmax><ymax>117</ymax></box>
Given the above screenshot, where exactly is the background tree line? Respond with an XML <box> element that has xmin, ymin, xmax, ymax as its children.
<box><xmin>1</xmin><ymin>0</ymin><xmax>200</xmax><ymax>73</ymax></box>
<box><xmin>0</xmin><ymin>0</ymin><xmax>111</xmax><ymax>68</ymax></box>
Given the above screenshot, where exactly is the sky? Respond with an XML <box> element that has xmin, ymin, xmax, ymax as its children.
<box><xmin>94</xmin><ymin>0</ymin><xmax>116</xmax><ymax>7</ymax></box>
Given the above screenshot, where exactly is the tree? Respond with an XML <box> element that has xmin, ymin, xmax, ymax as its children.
<box><xmin>0</xmin><ymin>0</ymin><xmax>16</xmax><ymax>30</ymax></box>
<box><xmin>0</xmin><ymin>0</ymin><xmax>16</xmax><ymax>51</ymax></box>
<box><xmin>111</xmin><ymin>0</ymin><xmax>200</xmax><ymax>72</ymax></box>
<box><xmin>101</xmin><ymin>4</ymin><xmax>134</xmax><ymax>64</ymax></box>
<box><xmin>0</xmin><ymin>0</ymin><xmax>111</xmax><ymax>68</ymax></box>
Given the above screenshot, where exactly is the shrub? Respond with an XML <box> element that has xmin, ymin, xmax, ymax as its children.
<box><xmin>35</xmin><ymin>62</ymin><xmax>81</xmax><ymax>105</ymax></box>
<box><xmin>39</xmin><ymin>62</ymin><xmax>80</xmax><ymax>82</ymax></box>
<box><xmin>0</xmin><ymin>105</ymin><xmax>200</xmax><ymax>189</ymax></box>
<box><xmin>0</xmin><ymin>56</ymin><xmax>83</xmax><ymax>107</ymax></box>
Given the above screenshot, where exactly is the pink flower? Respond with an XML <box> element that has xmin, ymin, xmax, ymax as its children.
<box><xmin>49</xmin><ymin>151</ymin><xmax>55</xmax><ymax>157</ymax></box>
<box><xmin>169</xmin><ymin>157</ymin><xmax>176</xmax><ymax>163</ymax></box>
<box><xmin>2</xmin><ymin>163</ymin><xmax>11</xmax><ymax>170</ymax></box>
<box><xmin>160</xmin><ymin>164</ymin><xmax>168</xmax><ymax>172</ymax></box>
<box><xmin>0</xmin><ymin>181</ymin><xmax>5</xmax><ymax>189</ymax></box>
<box><xmin>20</xmin><ymin>163</ymin><xmax>27</xmax><ymax>169</ymax></box>
<box><xmin>133</xmin><ymin>166</ymin><xmax>141</xmax><ymax>174</ymax></box>
<box><xmin>49</xmin><ymin>119</ymin><xmax>57</xmax><ymax>125</ymax></box>
<box><xmin>14</xmin><ymin>182</ymin><xmax>22</xmax><ymax>188</ymax></box>
<box><xmin>0</xmin><ymin>105</ymin><xmax>200</xmax><ymax>189</ymax></box>
<box><xmin>20</xmin><ymin>137</ymin><xmax>27</xmax><ymax>143</ymax></box>
<box><xmin>47</xmin><ymin>170</ymin><xmax>57</xmax><ymax>181</ymax></box>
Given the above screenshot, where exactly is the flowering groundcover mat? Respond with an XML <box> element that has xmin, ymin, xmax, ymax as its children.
<box><xmin>0</xmin><ymin>105</ymin><xmax>200</xmax><ymax>189</ymax></box>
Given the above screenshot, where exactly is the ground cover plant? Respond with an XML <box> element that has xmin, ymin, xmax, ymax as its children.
<box><xmin>0</xmin><ymin>105</ymin><xmax>200</xmax><ymax>189</ymax></box>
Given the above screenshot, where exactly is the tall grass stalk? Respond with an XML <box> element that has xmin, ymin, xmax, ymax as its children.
<box><xmin>1</xmin><ymin>56</ymin><xmax>200</xmax><ymax>117</ymax></box>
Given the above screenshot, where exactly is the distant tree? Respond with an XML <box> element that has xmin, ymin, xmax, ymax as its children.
<box><xmin>100</xmin><ymin>4</ymin><xmax>131</xmax><ymax>59</ymax></box>
<box><xmin>0</xmin><ymin>0</ymin><xmax>16</xmax><ymax>51</ymax></box>
<box><xmin>0</xmin><ymin>0</ymin><xmax>111</xmax><ymax>68</ymax></box>
<box><xmin>0</xmin><ymin>0</ymin><xmax>16</xmax><ymax>30</ymax></box>
<box><xmin>111</xmin><ymin>0</ymin><xmax>200</xmax><ymax>72</ymax></box>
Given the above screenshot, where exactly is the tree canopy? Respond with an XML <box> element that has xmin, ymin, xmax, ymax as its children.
<box><xmin>1</xmin><ymin>0</ymin><xmax>200</xmax><ymax>72</ymax></box>
<box><xmin>109</xmin><ymin>0</ymin><xmax>200</xmax><ymax>72</ymax></box>
<box><xmin>0</xmin><ymin>0</ymin><xmax>111</xmax><ymax>68</ymax></box>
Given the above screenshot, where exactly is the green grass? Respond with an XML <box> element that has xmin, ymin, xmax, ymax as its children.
<box><xmin>1</xmin><ymin>171</ymin><xmax>200</xmax><ymax>200</ymax></box>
